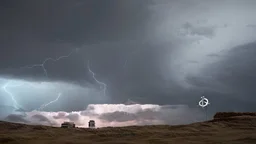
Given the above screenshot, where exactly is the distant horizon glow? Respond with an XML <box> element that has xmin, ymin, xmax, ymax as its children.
<box><xmin>0</xmin><ymin>77</ymin><xmax>204</xmax><ymax>127</ymax></box>
<box><xmin>3</xmin><ymin>104</ymin><xmax>204</xmax><ymax>128</ymax></box>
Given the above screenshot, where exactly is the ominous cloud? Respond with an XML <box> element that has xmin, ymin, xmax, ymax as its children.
<box><xmin>5</xmin><ymin>114</ymin><xmax>29</xmax><ymax>123</ymax></box>
<box><xmin>1</xmin><ymin>0</ymin><xmax>256</xmax><ymax>127</ymax></box>
<box><xmin>180</xmin><ymin>22</ymin><xmax>216</xmax><ymax>38</ymax></box>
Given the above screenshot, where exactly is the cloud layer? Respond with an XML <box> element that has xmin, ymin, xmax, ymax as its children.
<box><xmin>4</xmin><ymin>104</ymin><xmax>204</xmax><ymax>128</ymax></box>
<box><xmin>1</xmin><ymin>0</ymin><xmax>256</xmax><ymax>126</ymax></box>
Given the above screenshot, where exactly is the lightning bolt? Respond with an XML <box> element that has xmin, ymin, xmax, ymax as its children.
<box><xmin>20</xmin><ymin>49</ymin><xmax>76</xmax><ymax>78</ymax></box>
<box><xmin>87</xmin><ymin>61</ymin><xmax>107</xmax><ymax>97</ymax></box>
<box><xmin>1</xmin><ymin>80</ymin><xmax>24</xmax><ymax>109</ymax></box>
<box><xmin>38</xmin><ymin>93</ymin><xmax>62</xmax><ymax>111</ymax></box>
<box><xmin>1</xmin><ymin>49</ymin><xmax>78</xmax><ymax>111</ymax></box>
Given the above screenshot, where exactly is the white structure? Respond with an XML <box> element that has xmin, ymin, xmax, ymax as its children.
<box><xmin>88</xmin><ymin>120</ymin><xmax>95</xmax><ymax>128</ymax></box>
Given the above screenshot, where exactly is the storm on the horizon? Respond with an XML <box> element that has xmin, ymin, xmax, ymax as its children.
<box><xmin>0</xmin><ymin>0</ymin><xmax>256</xmax><ymax>127</ymax></box>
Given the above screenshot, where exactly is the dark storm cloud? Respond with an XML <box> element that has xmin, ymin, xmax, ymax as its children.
<box><xmin>0</xmin><ymin>0</ymin><xmax>153</xmax><ymax>76</ymax></box>
<box><xmin>181</xmin><ymin>22</ymin><xmax>216</xmax><ymax>38</ymax></box>
<box><xmin>5</xmin><ymin>114</ymin><xmax>29</xmax><ymax>123</ymax></box>
<box><xmin>0</xmin><ymin>0</ymin><xmax>256</xmax><ymax>121</ymax></box>
<box><xmin>0</xmin><ymin>0</ymin><xmax>165</xmax><ymax>105</ymax></box>
<box><xmin>30</xmin><ymin>114</ymin><xmax>59</xmax><ymax>126</ymax></box>
<box><xmin>31</xmin><ymin>114</ymin><xmax>51</xmax><ymax>123</ymax></box>
<box><xmin>203</xmin><ymin>42</ymin><xmax>256</xmax><ymax>94</ymax></box>
<box><xmin>212</xmin><ymin>42</ymin><xmax>256</xmax><ymax>100</ymax></box>
<box><xmin>0</xmin><ymin>0</ymin><xmax>153</xmax><ymax>43</ymax></box>
<box><xmin>186</xmin><ymin>41</ymin><xmax>256</xmax><ymax>113</ymax></box>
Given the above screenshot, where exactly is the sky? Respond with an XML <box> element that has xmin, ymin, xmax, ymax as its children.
<box><xmin>0</xmin><ymin>0</ymin><xmax>256</xmax><ymax>127</ymax></box>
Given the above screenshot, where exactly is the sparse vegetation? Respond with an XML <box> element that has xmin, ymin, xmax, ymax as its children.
<box><xmin>0</xmin><ymin>112</ymin><xmax>256</xmax><ymax>144</ymax></box>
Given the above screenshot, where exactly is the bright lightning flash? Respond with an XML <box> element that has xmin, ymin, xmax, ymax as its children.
<box><xmin>87</xmin><ymin>61</ymin><xmax>107</xmax><ymax>97</ymax></box>
<box><xmin>1</xmin><ymin>49</ymin><xmax>77</xmax><ymax>111</ymax></box>
<box><xmin>21</xmin><ymin>49</ymin><xmax>76</xmax><ymax>78</ymax></box>
<box><xmin>1</xmin><ymin>80</ymin><xmax>24</xmax><ymax>109</ymax></box>
<box><xmin>38</xmin><ymin>93</ymin><xmax>62</xmax><ymax>111</ymax></box>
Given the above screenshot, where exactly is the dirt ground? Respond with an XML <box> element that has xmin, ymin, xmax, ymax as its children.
<box><xmin>0</xmin><ymin>112</ymin><xmax>256</xmax><ymax>144</ymax></box>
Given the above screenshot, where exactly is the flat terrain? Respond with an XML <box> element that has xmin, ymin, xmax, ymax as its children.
<box><xmin>1</xmin><ymin>112</ymin><xmax>256</xmax><ymax>144</ymax></box>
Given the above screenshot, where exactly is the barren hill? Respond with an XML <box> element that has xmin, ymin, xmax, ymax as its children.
<box><xmin>0</xmin><ymin>112</ymin><xmax>256</xmax><ymax>144</ymax></box>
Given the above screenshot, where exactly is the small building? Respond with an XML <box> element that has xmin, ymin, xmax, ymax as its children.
<box><xmin>88</xmin><ymin>120</ymin><xmax>95</xmax><ymax>128</ymax></box>
<box><xmin>61</xmin><ymin>122</ymin><xmax>75</xmax><ymax>128</ymax></box>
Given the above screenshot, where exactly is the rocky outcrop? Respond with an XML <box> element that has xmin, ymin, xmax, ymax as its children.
<box><xmin>214</xmin><ymin>112</ymin><xmax>256</xmax><ymax>119</ymax></box>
